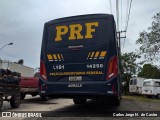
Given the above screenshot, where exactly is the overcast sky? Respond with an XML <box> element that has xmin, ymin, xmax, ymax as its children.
<box><xmin>0</xmin><ymin>0</ymin><xmax>160</xmax><ymax>68</ymax></box>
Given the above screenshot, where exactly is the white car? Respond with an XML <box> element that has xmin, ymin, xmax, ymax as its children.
<box><xmin>142</xmin><ymin>79</ymin><xmax>160</xmax><ymax>99</ymax></box>
<box><xmin>129</xmin><ymin>77</ymin><xmax>145</xmax><ymax>94</ymax></box>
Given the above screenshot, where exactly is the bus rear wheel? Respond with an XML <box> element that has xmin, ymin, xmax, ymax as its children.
<box><xmin>113</xmin><ymin>96</ymin><xmax>120</xmax><ymax>106</ymax></box>
<box><xmin>40</xmin><ymin>95</ymin><xmax>48</xmax><ymax>101</ymax></box>
<box><xmin>73</xmin><ymin>98</ymin><xmax>86</xmax><ymax>104</ymax></box>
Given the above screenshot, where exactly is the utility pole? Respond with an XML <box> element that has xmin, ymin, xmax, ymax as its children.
<box><xmin>116</xmin><ymin>0</ymin><xmax>127</xmax><ymax>54</ymax></box>
<box><xmin>117</xmin><ymin>31</ymin><xmax>126</xmax><ymax>55</ymax></box>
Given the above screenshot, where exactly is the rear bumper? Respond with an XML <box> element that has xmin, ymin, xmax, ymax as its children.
<box><xmin>142</xmin><ymin>90</ymin><xmax>155</xmax><ymax>96</ymax></box>
<box><xmin>142</xmin><ymin>93</ymin><xmax>154</xmax><ymax>96</ymax></box>
<box><xmin>39</xmin><ymin>76</ymin><xmax>120</xmax><ymax>98</ymax></box>
<box><xmin>129</xmin><ymin>92</ymin><xmax>137</xmax><ymax>94</ymax></box>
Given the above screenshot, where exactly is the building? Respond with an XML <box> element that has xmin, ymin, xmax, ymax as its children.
<box><xmin>0</xmin><ymin>60</ymin><xmax>35</xmax><ymax>77</ymax></box>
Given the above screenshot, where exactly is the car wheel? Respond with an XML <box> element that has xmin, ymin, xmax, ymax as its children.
<box><xmin>0</xmin><ymin>95</ymin><xmax>3</xmax><ymax>110</ymax></box>
<box><xmin>10</xmin><ymin>94</ymin><xmax>21</xmax><ymax>108</ymax></box>
<box><xmin>40</xmin><ymin>95</ymin><xmax>48</xmax><ymax>101</ymax></box>
<box><xmin>20</xmin><ymin>93</ymin><xmax>26</xmax><ymax>100</ymax></box>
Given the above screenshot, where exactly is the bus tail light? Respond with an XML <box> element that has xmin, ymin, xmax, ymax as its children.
<box><xmin>106</xmin><ymin>56</ymin><xmax>118</xmax><ymax>80</ymax></box>
<box><xmin>112</xmin><ymin>85</ymin><xmax>117</xmax><ymax>95</ymax></box>
<box><xmin>40</xmin><ymin>60</ymin><xmax>47</xmax><ymax>80</ymax></box>
<box><xmin>40</xmin><ymin>85</ymin><xmax>42</xmax><ymax>91</ymax></box>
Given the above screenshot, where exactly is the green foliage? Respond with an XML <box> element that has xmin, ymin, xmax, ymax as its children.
<box><xmin>35</xmin><ymin>67</ymin><xmax>40</xmax><ymax>72</ymax></box>
<box><xmin>122</xmin><ymin>73</ymin><xmax>131</xmax><ymax>95</ymax></box>
<box><xmin>17</xmin><ymin>59</ymin><xmax>24</xmax><ymax>65</ymax></box>
<box><xmin>138</xmin><ymin>64</ymin><xmax>160</xmax><ymax>79</ymax></box>
<box><xmin>121</xmin><ymin>52</ymin><xmax>143</xmax><ymax>95</ymax></box>
<box><xmin>136</xmin><ymin>12</ymin><xmax>160</xmax><ymax>62</ymax></box>
<box><xmin>12</xmin><ymin>72</ymin><xmax>21</xmax><ymax>77</ymax></box>
<box><xmin>121</xmin><ymin>52</ymin><xmax>142</xmax><ymax>75</ymax></box>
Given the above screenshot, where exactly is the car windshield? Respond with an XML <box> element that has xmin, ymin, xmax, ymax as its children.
<box><xmin>143</xmin><ymin>81</ymin><xmax>151</xmax><ymax>86</ymax></box>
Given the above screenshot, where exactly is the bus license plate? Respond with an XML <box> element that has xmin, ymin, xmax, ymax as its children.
<box><xmin>69</xmin><ymin>76</ymin><xmax>82</xmax><ymax>81</ymax></box>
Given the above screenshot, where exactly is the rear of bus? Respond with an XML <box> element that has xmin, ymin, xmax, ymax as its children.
<box><xmin>39</xmin><ymin>14</ymin><xmax>121</xmax><ymax>105</ymax></box>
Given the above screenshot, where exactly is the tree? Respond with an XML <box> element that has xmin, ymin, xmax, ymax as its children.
<box><xmin>121</xmin><ymin>52</ymin><xmax>142</xmax><ymax>75</ymax></box>
<box><xmin>138</xmin><ymin>64</ymin><xmax>160</xmax><ymax>79</ymax></box>
<box><xmin>17</xmin><ymin>59</ymin><xmax>24</xmax><ymax>65</ymax></box>
<box><xmin>35</xmin><ymin>67</ymin><xmax>40</xmax><ymax>72</ymax></box>
<box><xmin>121</xmin><ymin>52</ymin><xmax>143</xmax><ymax>95</ymax></box>
<box><xmin>136</xmin><ymin>12</ymin><xmax>160</xmax><ymax>62</ymax></box>
<box><xmin>121</xmin><ymin>73</ymin><xmax>132</xmax><ymax>95</ymax></box>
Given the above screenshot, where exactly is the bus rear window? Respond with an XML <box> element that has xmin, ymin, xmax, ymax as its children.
<box><xmin>154</xmin><ymin>82</ymin><xmax>160</xmax><ymax>87</ymax></box>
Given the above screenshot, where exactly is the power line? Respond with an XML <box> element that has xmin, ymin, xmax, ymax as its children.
<box><xmin>123</xmin><ymin>0</ymin><xmax>133</xmax><ymax>50</ymax></box>
<box><xmin>120</xmin><ymin>0</ymin><xmax>124</xmax><ymax>53</ymax></box>
<box><xmin>122</xmin><ymin>0</ymin><xmax>129</xmax><ymax>51</ymax></box>
<box><xmin>116</xmin><ymin>0</ymin><xmax>133</xmax><ymax>53</ymax></box>
<box><xmin>125</xmin><ymin>0</ymin><xmax>129</xmax><ymax>33</ymax></box>
<box><xmin>121</xmin><ymin>0</ymin><xmax>122</xmax><ymax>31</ymax></box>
<box><xmin>109</xmin><ymin>0</ymin><xmax>112</xmax><ymax>14</ymax></box>
<box><xmin>125</xmin><ymin>0</ymin><xmax>133</xmax><ymax>32</ymax></box>
<box><xmin>116</xmin><ymin>0</ymin><xmax>119</xmax><ymax>31</ymax></box>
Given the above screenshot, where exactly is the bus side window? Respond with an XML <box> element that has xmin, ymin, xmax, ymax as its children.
<box><xmin>143</xmin><ymin>82</ymin><xmax>145</xmax><ymax>86</ymax></box>
<box><xmin>155</xmin><ymin>82</ymin><xmax>160</xmax><ymax>87</ymax></box>
<box><xmin>134</xmin><ymin>79</ymin><xmax>137</xmax><ymax>85</ymax></box>
<box><xmin>143</xmin><ymin>82</ymin><xmax>150</xmax><ymax>86</ymax></box>
<box><xmin>130</xmin><ymin>80</ymin><xmax>133</xmax><ymax>85</ymax></box>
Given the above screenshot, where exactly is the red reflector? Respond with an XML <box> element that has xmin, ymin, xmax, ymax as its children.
<box><xmin>40</xmin><ymin>85</ymin><xmax>42</xmax><ymax>91</ymax></box>
<box><xmin>40</xmin><ymin>60</ymin><xmax>47</xmax><ymax>80</ymax></box>
<box><xmin>112</xmin><ymin>85</ymin><xmax>115</xmax><ymax>91</ymax></box>
<box><xmin>112</xmin><ymin>85</ymin><xmax>117</xmax><ymax>95</ymax></box>
<box><xmin>106</xmin><ymin>56</ymin><xmax>118</xmax><ymax>80</ymax></box>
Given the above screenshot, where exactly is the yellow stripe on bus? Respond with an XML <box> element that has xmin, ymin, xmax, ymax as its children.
<box><xmin>88</xmin><ymin>52</ymin><xmax>91</xmax><ymax>58</ymax></box>
<box><xmin>100</xmin><ymin>51</ymin><xmax>107</xmax><ymax>57</ymax></box>
<box><xmin>47</xmin><ymin>54</ymin><xmax>53</xmax><ymax>60</ymax></box>
<box><xmin>90</xmin><ymin>52</ymin><xmax>95</xmax><ymax>58</ymax></box>
<box><xmin>57</xmin><ymin>54</ymin><xmax>61</xmax><ymax>60</ymax></box>
<box><xmin>95</xmin><ymin>51</ymin><xmax>100</xmax><ymax>58</ymax></box>
<box><xmin>53</xmin><ymin>54</ymin><xmax>57</xmax><ymax>60</ymax></box>
<box><xmin>61</xmin><ymin>54</ymin><xmax>64</xmax><ymax>60</ymax></box>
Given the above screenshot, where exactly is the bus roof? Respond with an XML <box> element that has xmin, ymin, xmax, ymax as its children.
<box><xmin>46</xmin><ymin>14</ymin><xmax>114</xmax><ymax>25</ymax></box>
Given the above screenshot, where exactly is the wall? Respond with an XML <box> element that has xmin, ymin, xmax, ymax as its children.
<box><xmin>0</xmin><ymin>60</ymin><xmax>34</xmax><ymax>77</ymax></box>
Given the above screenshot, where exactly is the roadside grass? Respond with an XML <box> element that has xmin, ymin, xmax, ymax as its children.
<box><xmin>122</xmin><ymin>95</ymin><xmax>160</xmax><ymax>103</ymax></box>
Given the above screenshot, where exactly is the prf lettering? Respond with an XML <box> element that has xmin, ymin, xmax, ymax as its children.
<box><xmin>55</xmin><ymin>22</ymin><xmax>98</xmax><ymax>41</ymax></box>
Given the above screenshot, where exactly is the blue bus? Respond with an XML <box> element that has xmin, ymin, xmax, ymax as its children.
<box><xmin>39</xmin><ymin>14</ymin><xmax>121</xmax><ymax>106</ymax></box>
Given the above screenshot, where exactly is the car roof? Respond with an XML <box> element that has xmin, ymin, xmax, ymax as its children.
<box><xmin>144</xmin><ymin>79</ymin><xmax>160</xmax><ymax>82</ymax></box>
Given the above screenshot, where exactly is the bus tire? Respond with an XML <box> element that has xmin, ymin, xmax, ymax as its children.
<box><xmin>10</xmin><ymin>94</ymin><xmax>21</xmax><ymax>108</ymax></box>
<box><xmin>73</xmin><ymin>98</ymin><xmax>86</xmax><ymax>104</ymax></box>
<box><xmin>40</xmin><ymin>95</ymin><xmax>48</xmax><ymax>101</ymax></box>
<box><xmin>0</xmin><ymin>95</ymin><xmax>3</xmax><ymax>110</ymax></box>
<box><xmin>157</xmin><ymin>94</ymin><xmax>160</xmax><ymax>99</ymax></box>
<box><xmin>20</xmin><ymin>93</ymin><xmax>26</xmax><ymax>100</ymax></box>
<box><xmin>113</xmin><ymin>96</ymin><xmax>120</xmax><ymax>106</ymax></box>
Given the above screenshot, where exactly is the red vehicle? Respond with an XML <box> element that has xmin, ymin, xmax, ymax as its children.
<box><xmin>20</xmin><ymin>73</ymin><xmax>39</xmax><ymax>100</ymax></box>
<box><xmin>20</xmin><ymin>72</ymin><xmax>48</xmax><ymax>101</ymax></box>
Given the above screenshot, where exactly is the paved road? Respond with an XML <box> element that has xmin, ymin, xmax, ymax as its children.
<box><xmin>0</xmin><ymin>95</ymin><xmax>160</xmax><ymax>120</ymax></box>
